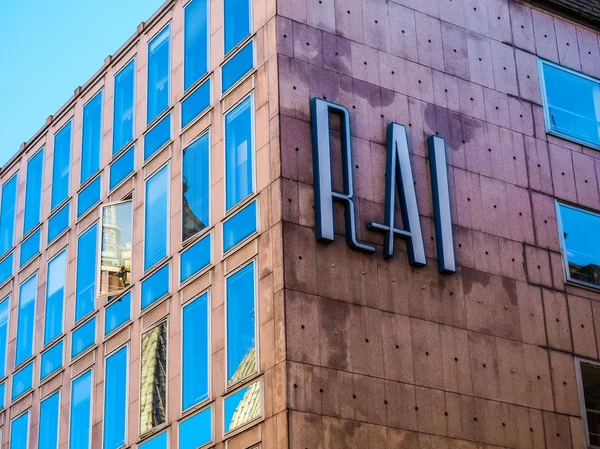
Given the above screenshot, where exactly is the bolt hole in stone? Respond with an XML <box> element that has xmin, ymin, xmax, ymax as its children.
<box><xmin>537</xmin><ymin>375</ymin><xmax>541</xmax><ymax>379</ymax></box>
<box><xmin>483</xmin><ymin>363</ymin><xmax>487</xmax><ymax>368</ymax></box>
<box><xmin>563</xmin><ymin>381</ymin><xmax>567</xmax><ymax>385</ymax></box>
<box><xmin>485</xmin><ymin>251</ymin><xmax>489</xmax><ymax>255</ymax></box>
<box><xmin>301</xmin><ymin>324</ymin><xmax>305</xmax><ymax>329</ymax></box>
<box><xmin>391</xmin><ymin>70</ymin><xmax>395</xmax><ymax>75</ymax></box>
<box><xmin>306</xmin><ymin>42</ymin><xmax>310</xmax><ymax>46</ymax></box>
<box><xmin>537</xmin><ymin>265</ymin><xmax>541</xmax><ymax>269</ymax></box>
<box><xmin>295</xmin><ymin>147</ymin><xmax>300</xmax><ymax>152</ymax></box>
<box><xmin>335</xmin><ymin>51</ymin><xmax>339</xmax><ymax>56</ymax></box>
<box><xmin>454</xmin><ymin>357</ymin><xmax>458</xmax><ymax>361</ymax></box>
<box><xmin>294</xmin><ymin>383</ymin><xmax>298</xmax><ymax>388</ymax></box>
<box><xmin>396</xmin><ymin>345</ymin><xmax>400</xmax><ymax>349</ymax></box>
<box><xmin>293</xmin><ymin>86</ymin><xmax>297</xmax><ymax>90</ymax></box>
<box><xmin>288</xmin><ymin>198</ymin><xmax>292</xmax><ymax>202</ymax></box>
<box><xmin>428</xmin><ymin>39</ymin><xmax>432</xmax><ymax>43</ymax></box>
<box><xmin>415</xmin><ymin>406</ymin><xmax>419</xmax><ymax>411</ymax></box>
<box><xmin>502</xmin><ymin>423</ymin><xmax>506</xmax><ymax>427</ymax></box>
<box><xmin>320</xmin><ymin>388</ymin><xmax>324</xmax><ymax>393</ymax></box>
<box><xmin>445</xmin><ymin>412</ymin><xmax>449</xmax><ymax>416</ymax></box>
<box><xmin>298</xmin><ymin>255</ymin><xmax>303</xmax><ymax>260</ymax></box>
<box><xmin>511</xmin><ymin>258</ymin><xmax>515</xmax><ymax>262</ymax></box>
<box><xmin>365</xmin><ymin>338</ymin><xmax>369</xmax><ymax>343</ymax></box>
<box><xmin>474</xmin><ymin>417</ymin><xmax>478</xmax><ymax>422</ymax></box>
<box><xmin>283</xmin><ymin>34</ymin><xmax>287</xmax><ymax>38</ymax></box>
<box><xmin>425</xmin><ymin>351</ymin><xmax>429</xmax><ymax>356</ymax></box>
<box><xmin>364</xmin><ymin>61</ymin><xmax>367</xmax><ymax>65</ymax></box>
<box><xmin>353</xmin><ymin>394</ymin><xmax>357</xmax><ymax>399</ymax></box>
<box><xmin>458</xmin><ymin>244</ymin><xmax>462</xmax><ymax>248</ymax></box>
<box><xmin>384</xmin><ymin>400</ymin><xmax>388</xmax><ymax>405</ymax></box>
<box><xmin>444</xmin><ymin>88</ymin><xmax>448</xmax><ymax>92</ymax></box>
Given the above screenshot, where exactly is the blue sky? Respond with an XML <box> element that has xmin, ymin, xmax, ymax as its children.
<box><xmin>0</xmin><ymin>0</ymin><xmax>165</xmax><ymax>167</ymax></box>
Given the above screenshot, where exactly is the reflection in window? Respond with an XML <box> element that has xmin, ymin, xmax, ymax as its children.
<box><xmin>41</xmin><ymin>340</ymin><xmax>63</xmax><ymax>380</ymax></box>
<box><xmin>184</xmin><ymin>0</ymin><xmax>208</xmax><ymax>90</ymax></box>
<box><xmin>144</xmin><ymin>166</ymin><xmax>169</xmax><ymax>271</ymax></box>
<box><xmin>105</xmin><ymin>292</ymin><xmax>131</xmax><ymax>336</ymax></box>
<box><xmin>182</xmin><ymin>293</ymin><xmax>209</xmax><ymax>410</ymax></box>
<box><xmin>558</xmin><ymin>203</ymin><xmax>600</xmax><ymax>287</ymax></box>
<box><xmin>140</xmin><ymin>321</ymin><xmax>167</xmax><ymax>434</ymax></box>
<box><xmin>180</xmin><ymin>233</ymin><xmax>211</xmax><ymax>283</ymax></box>
<box><xmin>141</xmin><ymin>264</ymin><xmax>170</xmax><ymax>310</ymax></box>
<box><xmin>10</xmin><ymin>411</ymin><xmax>29</xmax><ymax>449</ymax></box>
<box><xmin>223</xmin><ymin>200</ymin><xmax>257</xmax><ymax>252</ymax></box>
<box><xmin>0</xmin><ymin>297</ymin><xmax>8</xmax><ymax>377</ymax></box>
<box><xmin>20</xmin><ymin>229</ymin><xmax>41</xmax><ymax>267</ymax></box>
<box><xmin>24</xmin><ymin>150</ymin><xmax>44</xmax><ymax>235</ymax></box>
<box><xmin>16</xmin><ymin>275</ymin><xmax>37</xmax><ymax>366</ymax></box>
<box><xmin>140</xmin><ymin>431</ymin><xmax>167</xmax><ymax>449</ymax></box>
<box><xmin>113</xmin><ymin>59</ymin><xmax>135</xmax><ymax>154</ymax></box>
<box><xmin>0</xmin><ymin>175</ymin><xmax>17</xmax><ymax>256</ymax></box>
<box><xmin>183</xmin><ymin>134</ymin><xmax>209</xmax><ymax>241</ymax></box>
<box><xmin>110</xmin><ymin>145</ymin><xmax>135</xmax><ymax>190</ymax></box>
<box><xmin>226</xmin><ymin>262</ymin><xmax>256</xmax><ymax>384</ymax></box>
<box><xmin>12</xmin><ymin>362</ymin><xmax>33</xmax><ymax>399</ymax></box>
<box><xmin>72</xmin><ymin>318</ymin><xmax>96</xmax><ymax>358</ymax></box>
<box><xmin>70</xmin><ymin>371</ymin><xmax>92</xmax><ymax>449</ymax></box>
<box><xmin>225</xmin><ymin>95</ymin><xmax>253</xmax><ymax>210</ymax></box>
<box><xmin>224</xmin><ymin>0</ymin><xmax>250</xmax><ymax>53</ymax></box>
<box><xmin>82</xmin><ymin>91</ymin><xmax>103</xmax><ymax>182</ymax></box>
<box><xmin>581</xmin><ymin>363</ymin><xmax>600</xmax><ymax>446</ymax></box>
<box><xmin>39</xmin><ymin>391</ymin><xmax>60</xmax><ymax>449</ymax></box>
<box><xmin>222</xmin><ymin>41</ymin><xmax>253</xmax><ymax>93</ymax></box>
<box><xmin>52</xmin><ymin>122</ymin><xmax>72</xmax><ymax>210</ymax></box>
<box><xmin>76</xmin><ymin>224</ymin><xmax>98</xmax><ymax>321</ymax></box>
<box><xmin>44</xmin><ymin>250</ymin><xmax>67</xmax><ymax>344</ymax></box>
<box><xmin>48</xmin><ymin>202</ymin><xmax>70</xmax><ymax>243</ymax></box>
<box><xmin>104</xmin><ymin>346</ymin><xmax>128</xmax><ymax>449</ymax></box>
<box><xmin>180</xmin><ymin>406</ymin><xmax>212</xmax><ymax>449</ymax></box>
<box><xmin>148</xmin><ymin>26</ymin><xmax>171</xmax><ymax>124</ymax></box>
<box><xmin>100</xmin><ymin>202</ymin><xmax>132</xmax><ymax>296</ymax></box>
<box><xmin>224</xmin><ymin>380</ymin><xmax>261</xmax><ymax>433</ymax></box>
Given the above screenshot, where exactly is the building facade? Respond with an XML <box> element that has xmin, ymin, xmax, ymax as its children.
<box><xmin>2</xmin><ymin>0</ymin><xmax>600</xmax><ymax>448</ymax></box>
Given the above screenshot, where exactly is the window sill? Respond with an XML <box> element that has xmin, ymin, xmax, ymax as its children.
<box><xmin>180</xmin><ymin>398</ymin><xmax>214</xmax><ymax>421</ymax></box>
<box><xmin>566</xmin><ymin>278</ymin><xmax>600</xmax><ymax>294</ymax></box>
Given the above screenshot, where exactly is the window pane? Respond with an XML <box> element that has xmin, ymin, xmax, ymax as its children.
<box><xmin>113</xmin><ymin>60</ymin><xmax>135</xmax><ymax>154</ymax></box>
<box><xmin>44</xmin><ymin>250</ymin><xmax>67</xmax><ymax>344</ymax></box>
<box><xmin>104</xmin><ymin>346</ymin><xmax>127</xmax><ymax>449</ymax></box>
<box><xmin>70</xmin><ymin>371</ymin><xmax>92</xmax><ymax>449</ymax></box>
<box><xmin>20</xmin><ymin>228</ymin><xmax>41</xmax><ymax>267</ymax></box>
<box><xmin>542</xmin><ymin>62</ymin><xmax>600</xmax><ymax>148</ymax></box>
<box><xmin>72</xmin><ymin>318</ymin><xmax>96</xmax><ymax>358</ymax></box>
<box><xmin>0</xmin><ymin>297</ymin><xmax>8</xmax><ymax>377</ymax></box>
<box><xmin>10</xmin><ymin>412</ymin><xmax>29</xmax><ymax>449</ymax></box>
<box><xmin>78</xmin><ymin>176</ymin><xmax>101</xmax><ymax>217</ymax></box>
<box><xmin>222</xmin><ymin>41</ymin><xmax>253</xmax><ymax>93</ymax></box>
<box><xmin>16</xmin><ymin>275</ymin><xmax>37</xmax><ymax>365</ymax></box>
<box><xmin>110</xmin><ymin>146</ymin><xmax>135</xmax><ymax>190</ymax></box>
<box><xmin>76</xmin><ymin>225</ymin><xmax>98</xmax><ymax>321</ymax></box>
<box><xmin>82</xmin><ymin>91</ymin><xmax>103</xmax><ymax>182</ymax></box>
<box><xmin>105</xmin><ymin>292</ymin><xmax>131</xmax><ymax>336</ymax></box>
<box><xmin>52</xmin><ymin>122</ymin><xmax>72</xmax><ymax>210</ymax></box>
<box><xmin>223</xmin><ymin>200</ymin><xmax>257</xmax><ymax>252</ymax></box>
<box><xmin>100</xmin><ymin>202</ymin><xmax>132</xmax><ymax>296</ymax></box>
<box><xmin>144</xmin><ymin>113</ymin><xmax>171</xmax><ymax>160</ymax></box>
<box><xmin>225</xmin><ymin>96</ymin><xmax>253</xmax><ymax>210</ymax></box>
<box><xmin>40</xmin><ymin>341</ymin><xmax>63</xmax><ymax>380</ymax></box>
<box><xmin>180</xmin><ymin>233</ymin><xmax>211</xmax><ymax>283</ymax></box>
<box><xmin>140</xmin><ymin>321</ymin><xmax>167</xmax><ymax>434</ymax></box>
<box><xmin>180</xmin><ymin>407</ymin><xmax>212</xmax><ymax>449</ymax></box>
<box><xmin>226</xmin><ymin>262</ymin><xmax>256</xmax><ymax>383</ymax></box>
<box><xmin>39</xmin><ymin>392</ymin><xmax>60</xmax><ymax>449</ymax></box>
<box><xmin>182</xmin><ymin>79</ymin><xmax>211</xmax><ymax>128</ymax></box>
<box><xmin>183</xmin><ymin>134</ymin><xmax>209</xmax><ymax>240</ymax></box>
<box><xmin>24</xmin><ymin>150</ymin><xmax>44</xmax><ymax>234</ymax></box>
<box><xmin>148</xmin><ymin>26</ymin><xmax>170</xmax><ymax>124</ymax></box>
<box><xmin>48</xmin><ymin>203</ymin><xmax>70</xmax><ymax>243</ymax></box>
<box><xmin>182</xmin><ymin>293</ymin><xmax>209</xmax><ymax>409</ymax></box>
<box><xmin>224</xmin><ymin>0</ymin><xmax>250</xmax><ymax>53</ymax></box>
<box><xmin>140</xmin><ymin>432</ymin><xmax>167</xmax><ymax>449</ymax></box>
<box><xmin>0</xmin><ymin>175</ymin><xmax>17</xmax><ymax>256</ymax></box>
<box><xmin>0</xmin><ymin>253</ymin><xmax>13</xmax><ymax>285</ymax></box>
<box><xmin>0</xmin><ymin>382</ymin><xmax>5</xmax><ymax>408</ymax></box>
<box><xmin>12</xmin><ymin>362</ymin><xmax>33</xmax><ymax>399</ymax></box>
<box><xmin>144</xmin><ymin>166</ymin><xmax>169</xmax><ymax>270</ymax></box>
<box><xmin>224</xmin><ymin>380</ymin><xmax>261</xmax><ymax>433</ymax></box>
<box><xmin>559</xmin><ymin>203</ymin><xmax>600</xmax><ymax>287</ymax></box>
<box><xmin>184</xmin><ymin>0</ymin><xmax>208</xmax><ymax>90</ymax></box>
<box><xmin>141</xmin><ymin>264</ymin><xmax>169</xmax><ymax>310</ymax></box>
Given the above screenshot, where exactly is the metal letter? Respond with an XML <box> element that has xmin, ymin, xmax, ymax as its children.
<box><xmin>311</xmin><ymin>98</ymin><xmax>375</xmax><ymax>253</ymax></box>
<box><xmin>367</xmin><ymin>123</ymin><xmax>426</xmax><ymax>266</ymax></box>
<box><xmin>428</xmin><ymin>135</ymin><xmax>456</xmax><ymax>274</ymax></box>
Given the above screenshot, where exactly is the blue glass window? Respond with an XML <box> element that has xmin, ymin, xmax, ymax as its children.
<box><xmin>223</xmin><ymin>200</ymin><xmax>257</xmax><ymax>252</ymax></box>
<box><xmin>224</xmin><ymin>0</ymin><xmax>250</xmax><ymax>53</ymax></box>
<box><xmin>183</xmin><ymin>134</ymin><xmax>209</xmax><ymax>241</ymax></box>
<box><xmin>44</xmin><ymin>250</ymin><xmax>67</xmax><ymax>344</ymax></box>
<box><xmin>20</xmin><ymin>229</ymin><xmax>41</xmax><ymax>267</ymax></box>
<box><xmin>226</xmin><ymin>262</ymin><xmax>256</xmax><ymax>383</ymax></box>
<box><xmin>541</xmin><ymin>61</ymin><xmax>600</xmax><ymax>149</ymax></box>
<box><xmin>75</xmin><ymin>224</ymin><xmax>97</xmax><ymax>322</ymax></box>
<box><xmin>39</xmin><ymin>392</ymin><xmax>60</xmax><ymax>449</ymax></box>
<box><xmin>184</xmin><ymin>0</ymin><xmax>209</xmax><ymax>90</ymax></box>
<box><xmin>104</xmin><ymin>346</ymin><xmax>127</xmax><ymax>449</ymax></box>
<box><xmin>144</xmin><ymin>165</ymin><xmax>169</xmax><ymax>270</ymax></box>
<box><xmin>180</xmin><ymin>407</ymin><xmax>212</xmax><ymax>449</ymax></box>
<box><xmin>72</xmin><ymin>318</ymin><xmax>96</xmax><ymax>358</ymax></box>
<box><xmin>0</xmin><ymin>175</ymin><xmax>17</xmax><ymax>256</ymax></box>
<box><xmin>225</xmin><ymin>96</ymin><xmax>253</xmax><ymax>210</ymax></box>
<box><xmin>24</xmin><ymin>150</ymin><xmax>44</xmax><ymax>235</ymax></box>
<box><xmin>10</xmin><ymin>411</ymin><xmax>29</xmax><ymax>449</ymax></box>
<box><xmin>16</xmin><ymin>275</ymin><xmax>37</xmax><ymax>365</ymax></box>
<box><xmin>113</xmin><ymin>60</ymin><xmax>135</xmax><ymax>154</ymax></box>
<box><xmin>40</xmin><ymin>341</ymin><xmax>63</xmax><ymax>380</ymax></box>
<box><xmin>82</xmin><ymin>91</ymin><xmax>103</xmax><ymax>182</ymax></box>
<box><xmin>0</xmin><ymin>382</ymin><xmax>5</xmax><ymax>409</ymax></box>
<box><xmin>141</xmin><ymin>264</ymin><xmax>169</xmax><ymax>310</ymax></box>
<box><xmin>78</xmin><ymin>176</ymin><xmax>101</xmax><ymax>217</ymax></box>
<box><xmin>182</xmin><ymin>293</ymin><xmax>209</xmax><ymax>410</ymax></box>
<box><xmin>0</xmin><ymin>253</ymin><xmax>13</xmax><ymax>285</ymax></box>
<box><xmin>224</xmin><ymin>380</ymin><xmax>261</xmax><ymax>433</ymax></box>
<box><xmin>140</xmin><ymin>432</ymin><xmax>167</xmax><ymax>449</ymax></box>
<box><xmin>51</xmin><ymin>122</ymin><xmax>72</xmax><ymax>210</ymax></box>
<box><xmin>148</xmin><ymin>26</ymin><xmax>170</xmax><ymax>124</ymax></box>
<box><xmin>0</xmin><ymin>297</ymin><xmax>8</xmax><ymax>377</ymax></box>
<box><xmin>105</xmin><ymin>292</ymin><xmax>131</xmax><ymax>335</ymax></box>
<box><xmin>48</xmin><ymin>203</ymin><xmax>70</xmax><ymax>243</ymax></box>
<box><xmin>222</xmin><ymin>41</ymin><xmax>254</xmax><ymax>93</ymax></box>
<box><xmin>144</xmin><ymin>113</ymin><xmax>171</xmax><ymax>160</ymax></box>
<box><xmin>70</xmin><ymin>371</ymin><xmax>92</xmax><ymax>449</ymax></box>
<box><xmin>182</xmin><ymin>79</ymin><xmax>211</xmax><ymax>128</ymax></box>
<box><xmin>180</xmin><ymin>233</ymin><xmax>211</xmax><ymax>283</ymax></box>
<box><xmin>12</xmin><ymin>362</ymin><xmax>33</xmax><ymax>399</ymax></box>
<box><xmin>110</xmin><ymin>146</ymin><xmax>135</xmax><ymax>190</ymax></box>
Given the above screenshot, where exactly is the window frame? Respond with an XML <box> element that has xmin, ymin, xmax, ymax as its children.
<box><xmin>143</xmin><ymin>163</ymin><xmax>171</xmax><ymax>273</ymax></box>
<box><xmin>222</xmin><ymin>0</ymin><xmax>253</xmax><ymax>58</ymax></box>
<box><xmin>179</xmin><ymin>231</ymin><xmax>213</xmax><ymax>287</ymax></box>
<box><xmin>68</xmin><ymin>369</ymin><xmax>94</xmax><ymax>449</ymax></box>
<box><xmin>222</xmin><ymin>198</ymin><xmax>259</xmax><ymax>257</ymax></box>
<box><xmin>222</xmin><ymin>377</ymin><xmax>263</xmax><ymax>437</ymax></box>
<box><xmin>112</xmin><ymin>57</ymin><xmax>137</xmax><ymax>156</ymax></box>
<box><xmin>538</xmin><ymin>58</ymin><xmax>600</xmax><ymax>151</ymax></box>
<box><xmin>38</xmin><ymin>389</ymin><xmax>61</xmax><ymax>449</ymax></box>
<box><xmin>23</xmin><ymin>148</ymin><xmax>45</xmax><ymax>237</ymax></box>
<box><xmin>0</xmin><ymin>294</ymin><xmax>10</xmax><ymax>380</ymax></box>
<box><xmin>576</xmin><ymin>357</ymin><xmax>600</xmax><ymax>448</ymax></box>
<box><xmin>221</xmin><ymin>37</ymin><xmax>256</xmax><ymax>97</ymax></box>
<box><xmin>81</xmin><ymin>89</ymin><xmax>104</xmax><ymax>184</ymax></box>
<box><xmin>183</xmin><ymin>0</ymin><xmax>211</xmax><ymax>94</ymax></box>
<box><xmin>0</xmin><ymin>173</ymin><xmax>19</xmax><ymax>259</ymax></box>
<box><xmin>102</xmin><ymin>343</ymin><xmax>129</xmax><ymax>449</ymax></box>
<box><xmin>43</xmin><ymin>247</ymin><xmax>68</xmax><ymax>347</ymax></box>
<box><xmin>75</xmin><ymin>221</ymin><xmax>99</xmax><ymax>323</ymax></box>
<box><xmin>50</xmin><ymin>120</ymin><xmax>73</xmax><ymax>212</ymax></box>
<box><xmin>10</xmin><ymin>409</ymin><xmax>30</xmax><ymax>449</ymax></box>
<box><xmin>146</xmin><ymin>23</ymin><xmax>172</xmax><ymax>127</ymax></box>
<box><xmin>15</xmin><ymin>272</ymin><xmax>38</xmax><ymax>368</ymax></box>
<box><xmin>104</xmin><ymin>288</ymin><xmax>133</xmax><ymax>339</ymax></box>
<box><xmin>179</xmin><ymin>403</ymin><xmax>214</xmax><ymax>449</ymax></box>
<box><xmin>40</xmin><ymin>339</ymin><xmax>64</xmax><ymax>383</ymax></box>
<box><xmin>77</xmin><ymin>173</ymin><xmax>102</xmax><ymax>220</ymax></box>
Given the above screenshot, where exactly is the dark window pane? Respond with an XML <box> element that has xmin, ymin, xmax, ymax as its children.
<box><xmin>182</xmin><ymin>293</ymin><xmax>209</xmax><ymax>409</ymax></box>
<box><xmin>182</xmin><ymin>79</ymin><xmax>211</xmax><ymax>128</ymax></box>
<box><xmin>144</xmin><ymin>166</ymin><xmax>169</xmax><ymax>270</ymax></box>
<box><xmin>141</xmin><ymin>264</ymin><xmax>170</xmax><ymax>310</ymax></box>
<box><xmin>0</xmin><ymin>175</ymin><xmax>17</xmax><ymax>256</ymax></box>
<box><xmin>140</xmin><ymin>321</ymin><xmax>167</xmax><ymax>434</ymax></box>
<box><xmin>223</xmin><ymin>200</ymin><xmax>257</xmax><ymax>252</ymax></box>
<box><xmin>222</xmin><ymin>41</ymin><xmax>253</xmax><ymax>93</ymax></box>
<box><xmin>69</xmin><ymin>371</ymin><xmax>92</xmax><ymax>449</ymax></box>
<box><xmin>48</xmin><ymin>203</ymin><xmax>70</xmax><ymax>243</ymax></box>
<box><xmin>104</xmin><ymin>346</ymin><xmax>128</xmax><ymax>449</ymax></box>
<box><xmin>51</xmin><ymin>122</ymin><xmax>72</xmax><ymax>210</ymax></box>
<box><xmin>39</xmin><ymin>392</ymin><xmax>60</xmax><ymax>449</ymax></box>
<box><xmin>113</xmin><ymin>60</ymin><xmax>135</xmax><ymax>154</ymax></box>
<box><xmin>78</xmin><ymin>176</ymin><xmax>101</xmax><ymax>217</ymax></box>
<box><xmin>110</xmin><ymin>146</ymin><xmax>135</xmax><ymax>190</ymax></box>
<box><xmin>10</xmin><ymin>411</ymin><xmax>29</xmax><ymax>449</ymax></box>
<box><xmin>184</xmin><ymin>0</ymin><xmax>208</xmax><ymax>90</ymax></box>
<box><xmin>11</xmin><ymin>362</ymin><xmax>33</xmax><ymax>399</ymax></box>
<box><xmin>180</xmin><ymin>233</ymin><xmax>211</xmax><ymax>283</ymax></box>
<box><xmin>182</xmin><ymin>134</ymin><xmax>209</xmax><ymax>240</ymax></box>
<box><xmin>148</xmin><ymin>26</ymin><xmax>170</xmax><ymax>124</ymax></box>
<box><xmin>100</xmin><ymin>202</ymin><xmax>133</xmax><ymax>296</ymax></box>
<box><xmin>24</xmin><ymin>150</ymin><xmax>44</xmax><ymax>235</ymax></box>
<box><xmin>40</xmin><ymin>340</ymin><xmax>63</xmax><ymax>380</ymax></box>
<box><xmin>224</xmin><ymin>380</ymin><xmax>261</xmax><ymax>433</ymax></box>
<box><xmin>20</xmin><ymin>229</ymin><xmax>41</xmax><ymax>267</ymax></box>
<box><xmin>225</xmin><ymin>96</ymin><xmax>253</xmax><ymax>210</ymax></box>
<box><xmin>144</xmin><ymin>114</ymin><xmax>171</xmax><ymax>160</ymax></box>
<box><xmin>224</xmin><ymin>0</ymin><xmax>250</xmax><ymax>53</ymax></box>
<box><xmin>16</xmin><ymin>275</ymin><xmax>37</xmax><ymax>365</ymax></box>
<box><xmin>105</xmin><ymin>292</ymin><xmax>131</xmax><ymax>336</ymax></box>
<box><xmin>71</xmin><ymin>318</ymin><xmax>96</xmax><ymax>358</ymax></box>
<box><xmin>82</xmin><ymin>91</ymin><xmax>103</xmax><ymax>182</ymax></box>
<box><xmin>180</xmin><ymin>407</ymin><xmax>212</xmax><ymax>449</ymax></box>
<box><xmin>0</xmin><ymin>297</ymin><xmax>8</xmax><ymax>377</ymax></box>
<box><xmin>76</xmin><ymin>224</ymin><xmax>97</xmax><ymax>321</ymax></box>
<box><xmin>44</xmin><ymin>250</ymin><xmax>67</xmax><ymax>344</ymax></box>
<box><xmin>0</xmin><ymin>253</ymin><xmax>13</xmax><ymax>285</ymax></box>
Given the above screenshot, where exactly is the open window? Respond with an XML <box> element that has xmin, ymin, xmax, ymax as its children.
<box><xmin>99</xmin><ymin>200</ymin><xmax>133</xmax><ymax>296</ymax></box>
